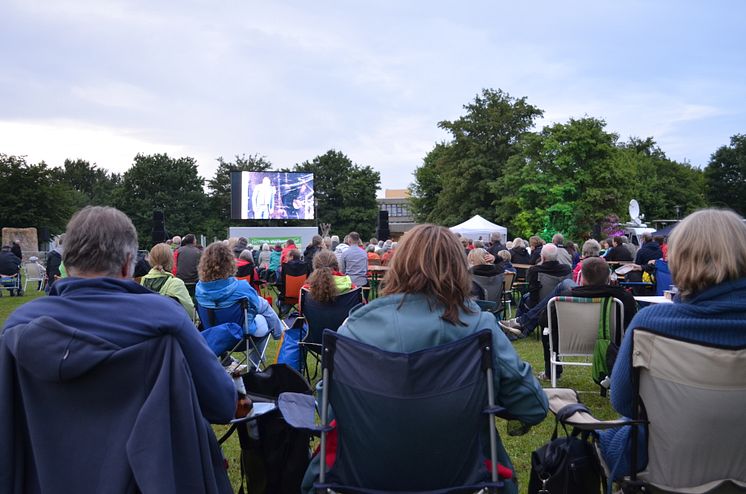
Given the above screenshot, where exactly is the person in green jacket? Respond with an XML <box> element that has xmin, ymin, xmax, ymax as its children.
<box><xmin>141</xmin><ymin>243</ymin><xmax>196</xmax><ymax>321</ymax></box>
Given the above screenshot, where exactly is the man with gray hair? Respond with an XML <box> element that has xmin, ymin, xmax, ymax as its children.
<box><xmin>1</xmin><ymin>206</ymin><xmax>236</xmax><ymax>493</ymax></box>
<box><xmin>522</xmin><ymin>243</ymin><xmax>572</xmax><ymax>310</ymax></box>
<box><xmin>552</xmin><ymin>233</ymin><xmax>573</xmax><ymax>266</ymax></box>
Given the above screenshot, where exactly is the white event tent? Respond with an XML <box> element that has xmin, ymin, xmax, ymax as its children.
<box><xmin>449</xmin><ymin>215</ymin><xmax>508</xmax><ymax>244</ymax></box>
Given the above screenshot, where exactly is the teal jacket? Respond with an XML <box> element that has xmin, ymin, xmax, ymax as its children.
<box><xmin>304</xmin><ymin>292</ymin><xmax>547</xmax><ymax>493</ymax></box>
<box><xmin>339</xmin><ymin>293</ymin><xmax>548</xmax><ymax>427</ymax></box>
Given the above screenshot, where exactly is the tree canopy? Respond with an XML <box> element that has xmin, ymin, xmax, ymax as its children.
<box><xmin>294</xmin><ymin>150</ymin><xmax>380</xmax><ymax>238</ymax></box>
<box><xmin>705</xmin><ymin>134</ymin><xmax>746</xmax><ymax>215</ymax></box>
<box><xmin>113</xmin><ymin>153</ymin><xmax>208</xmax><ymax>247</ymax></box>
<box><xmin>410</xmin><ymin>89</ymin><xmax>543</xmax><ymax>225</ymax></box>
<box><xmin>0</xmin><ymin>154</ymin><xmax>78</xmax><ymax>235</ymax></box>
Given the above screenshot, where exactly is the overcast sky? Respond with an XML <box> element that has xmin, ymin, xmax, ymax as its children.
<box><xmin>2</xmin><ymin>0</ymin><xmax>744</xmax><ymax>195</ymax></box>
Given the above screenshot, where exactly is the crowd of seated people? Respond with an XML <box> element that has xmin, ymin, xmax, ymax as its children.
<box><xmin>3</xmin><ymin>204</ymin><xmax>745</xmax><ymax>492</ymax></box>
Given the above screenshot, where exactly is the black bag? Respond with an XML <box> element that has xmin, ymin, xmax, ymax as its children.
<box><xmin>528</xmin><ymin>404</ymin><xmax>601</xmax><ymax>494</ymax></box>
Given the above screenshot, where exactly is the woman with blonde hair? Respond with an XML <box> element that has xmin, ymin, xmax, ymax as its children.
<box><xmin>302</xmin><ymin>224</ymin><xmax>547</xmax><ymax>493</ymax></box>
<box><xmin>599</xmin><ymin>208</ymin><xmax>746</xmax><ymax>480</ymax></box>
<box><xmin>140</xmin><ymin>243</ymin><xmax>195</xmax><ymax>320</ymax></box>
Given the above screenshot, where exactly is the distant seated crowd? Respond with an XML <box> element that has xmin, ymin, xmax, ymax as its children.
<box><xmin>2</xmin><ymin>205</ymin><xmax>745</xmax><ymax>493</ymax></box>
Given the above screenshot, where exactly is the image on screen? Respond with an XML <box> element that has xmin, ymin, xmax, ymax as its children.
<box><xmin>232</xmin><ymin>171</ymin><xmax>314</xmax><ymax>220</ymax></box>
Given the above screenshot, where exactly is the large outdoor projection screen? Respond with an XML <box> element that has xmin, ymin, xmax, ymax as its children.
<box><xmin>231</xmin><ymin>171</ymin><xmax>315</xmax><ymax>220</ymax></box>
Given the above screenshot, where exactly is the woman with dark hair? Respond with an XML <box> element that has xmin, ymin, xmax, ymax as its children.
<box><xmin>565</xmin><ymin>240</ymin><xmax>581</xmax><ymax>267</ymax></box>
<box><xmin>302</xmin><ymin>224</ymin><xmax>547</xmax><ymax>494</ymax></box>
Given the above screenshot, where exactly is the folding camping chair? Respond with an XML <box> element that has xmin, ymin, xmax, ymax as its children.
<box><xmin>315</xmin><ymin>329</ymin><xmax>505</xmax><ymax>493</ymax></box>
<box><xmin>277</xmin><ymin>263</ymin><xmax>308</xmax><ymax>318</ymax></box>
<box><xmin>296</xmin><ymin>286</ymin><xmax>364</xmax><ymax>382</ymax></box>
<box><xmin>501</xmin><ymin>271</ymin><xmax>516</xmax><ymax>319</ymax></box>
<box><xmin>546</xmin><ymin>296</ymin><xmax>624</xmax><ymax>388</ymax></box>
<box><xmin>472</xmin><ymin>272</ymin><xmax>505</xmax><ymax>319</ymax></box>
<box><xmin>520</xmin><ymin>271</ymin><xmax>573</xmax><ymax>339</ymax></box>
<box><xmin>197</xmin><ymin>297</ymin><xmax>269</xmax><ymax>371</ymax></box>
<box><xmin>545</xmin><ymin>329</ymin><xmax>746</xmax><ymax>493</ymax></box>
<box><xmin>23</xmin><ymin>259</ymin><xmax>47</xmax><ymax>292</ymax></box>
<box><xmin>219</xmin><ymin>364</ymin><xmax>314</xmax><ymax>494</ymax></box>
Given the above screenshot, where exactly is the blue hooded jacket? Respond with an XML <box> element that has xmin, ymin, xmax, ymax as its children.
<box><xmin>0</xmin><ymin>277</ymin><xmax>236</xmax><ymax>493</ymax></box>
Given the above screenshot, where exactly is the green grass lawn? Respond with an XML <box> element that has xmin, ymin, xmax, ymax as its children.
<box><xmin>1</xmin><ymin>293</ymin><xmax>616</xmax><ymax>494</ymax></box>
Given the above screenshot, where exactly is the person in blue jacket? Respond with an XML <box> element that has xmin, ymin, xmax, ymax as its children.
<box><xmin>599</xmin><ymin>208</ymin><xmax>746</xmax><ymax>480</ymax></box>
<box><xmin>303</xmin><ymin>224</ymin><xmax>548</xmax><ymax>494</ymax></box>
<box><xmin>195</xmin><ymin>241</ymin><xmax>283</xmax><ymax>339</ymax></box>
<box><xmin>0</xmin><ymin>206</ymin><xmax>236</xmax><ymax>493</ymax></box>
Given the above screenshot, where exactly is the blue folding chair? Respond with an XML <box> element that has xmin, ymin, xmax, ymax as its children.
<box><xmin>197</xmin><ymin>298</ymin><xmax>268</xmax><ymax>370</ymax></box>
<box><xmin>315</xmin><ymin>329</ymin><xmax>505</xmax><ymax>493</ymax></box>
<box><xmin>297</xmin><ymin>286</ymin><xmax>364</xmax><ymax>382</ymax></box>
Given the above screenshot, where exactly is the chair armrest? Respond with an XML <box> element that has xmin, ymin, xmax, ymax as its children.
<box><xmin>544</xmin><ymin>388</ymin><xmax>641</xmax><ymax>431</ymax></box>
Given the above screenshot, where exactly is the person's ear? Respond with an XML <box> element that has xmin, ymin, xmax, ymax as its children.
<box><xmin>121</xmin><ymin>253</ymin><xmax>133</xmax><ymax>278</ymax></box>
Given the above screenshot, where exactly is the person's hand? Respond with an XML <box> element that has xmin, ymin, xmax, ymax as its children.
<box><xmin>484</xmin><ymin>253</ymin><xmax>496</xmax><ymax>264</ymax></box>
<box><xmin>235</xmin><ymin>395</ymin><xmax>253</xmax><ymax>419</ymax></box>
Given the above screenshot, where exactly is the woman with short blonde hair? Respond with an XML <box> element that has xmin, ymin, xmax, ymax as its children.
<box><xmin>599</xmin><ymin>208</ymin><xmax>746</xmax><ymax>480</ymax></box>
<box><xmin>140</xmin><ymin>243</ymin><xmax>195</xmax><ymax>319</ymax></box>
<box><xmin>668</xmin><ymin>209</ymin><xmax>746</xmax><ymax>299</ymax></box>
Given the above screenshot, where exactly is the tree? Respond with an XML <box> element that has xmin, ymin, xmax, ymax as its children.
<box><xmin>704</xmin><ymin>134</ymin><xmax>746</xmax><ymax>215</ymax></box>
<box><xmin>615</xmin><ymin>137</ymin><xmax>706</xmax><ymax>221</ymax></box>
<box><xmin>496</xmin><ymin>117</ymin><xmax>627</xmax><ymax>240</ymax></box>
<box><xmin>52</xmin><ymin>159</ymin><xmax>120</xmax><ymax>208</ymax></box>
<box><xmin>0</xmin><ymin>154</ymin><xmax>78</xmax><ymax>236</ymax></box>
<box><xmin>410</xmin><ymin>88</ymin><xmax>543</xmax><ymax>225</ymax></box>
<box><xmin>295</xmin><ymin>150</ymin><xmax>380</xmax><ymax>238</ymax></box>
<box><xmin>409</xmin><ymin>143</ymin><xmax>448</xmax><ymax>223</ymax></box>
<box><xmin>113</xmin><ymin>153</ymin><xmax>208</xmax><ymax>247</ymax></box>
<box><xmin>205</xmin><ymin>154</ymin><xmax>273</xmax><ymax>238</ymax></box>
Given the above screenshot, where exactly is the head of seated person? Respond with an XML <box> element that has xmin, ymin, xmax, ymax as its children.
<box><xmin>198</xmin><ymin>242</ymin><xmax>235</xmax><ymax>283</ymax></box>
<box><xmin>307</xmin><ymin>250</ymin><xmax>353</xmax><ymax>303</ymax></box>
<box><xmin>581</xmin><ymin>239</ymin><xmax>601</xmax><ymax>259</ymax></box>
<box><xmin>668</xmin><ymin>209</ymin><xmax>746</xmax><ymax>300</ymax></box>
<box><xmin>468</xmin><ymin>248</ymin><xmax>499</xmax><ymax>276</ymax></box>
<box><xmin>540</xmin><ymin>243</ymin><xmax>559</xmax><ymax>263</ymax></box>
<box><xmin>581</xmin><ymin>256</ymin><xmax>611</xmax><ymax>287</ymax></box>
<box><xmin>383</xmin><ymin>224</ymin><xmax>474</xmax><ymax>326</ymax></box>
<box><xmin>63</xmin><ymin>207</ymin><xmax>138</xmax><ymax>279</ymax></box>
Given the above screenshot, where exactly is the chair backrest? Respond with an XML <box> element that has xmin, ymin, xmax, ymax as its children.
<box><xmin>23</xmin><ymin>262</ymin><xmax>45</xmax><ymax>280</ymax></box>
<box><xmin>632</xmin><ymin>330</ymin><xmax>746</xmax><ymax>491</ymax></box>
<box><xmin>319</xmin><ymin>329</ymin><xmax>500</xmax><ymax>491</ymax></box>
<box><xmin>537</xmin><ymin>272</ymin><xmax>572</xmax><ymax>301</ymax></box>
<box><xmin>548</xmin><ymin>296</ymin><xmax>623</xmax><ymax>356</ymax></box>
<box><xmin>281</xmin><ymin>264</ymin><xmax>308</xmax><ymax>305</ymax></box>
<box><xmin>472</xmin><ymin>272</ymin><xmax>505</xmax><ymax>305</ymax></box>
<box><xmin>197</xmin><ymin>297</ymin><xmax>254</xmax><ymax>332</ymax></box>
<box><xmin>502</xmin><ymin>271</ymin><xmax>515</xmax><ymax>292</ymax></box>
<box><xmin>300</xmin><ymin>287</ymin><xmax>363</xmax><ymax>347</ymax></box>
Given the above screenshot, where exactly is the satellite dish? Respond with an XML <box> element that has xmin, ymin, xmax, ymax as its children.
<box><xmin>629</xmin><ymin>199</ymin><xmax>641</xmax><ymax>224</ymax></box>
<box><xmin>628</xmin><ymin>199</ymin><xmax>645</xmax><ymax>227</ymax></box>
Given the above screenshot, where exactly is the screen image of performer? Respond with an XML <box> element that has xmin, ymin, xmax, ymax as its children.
<box><xmin>251</xmin><ymin>177</ymin><xmax>275</xmax><ymax>219</ymax></box>
<box><xmin>292</xmin><ymin>182</ymin><xmax>314</xmax><ymax>219</ymax></box>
